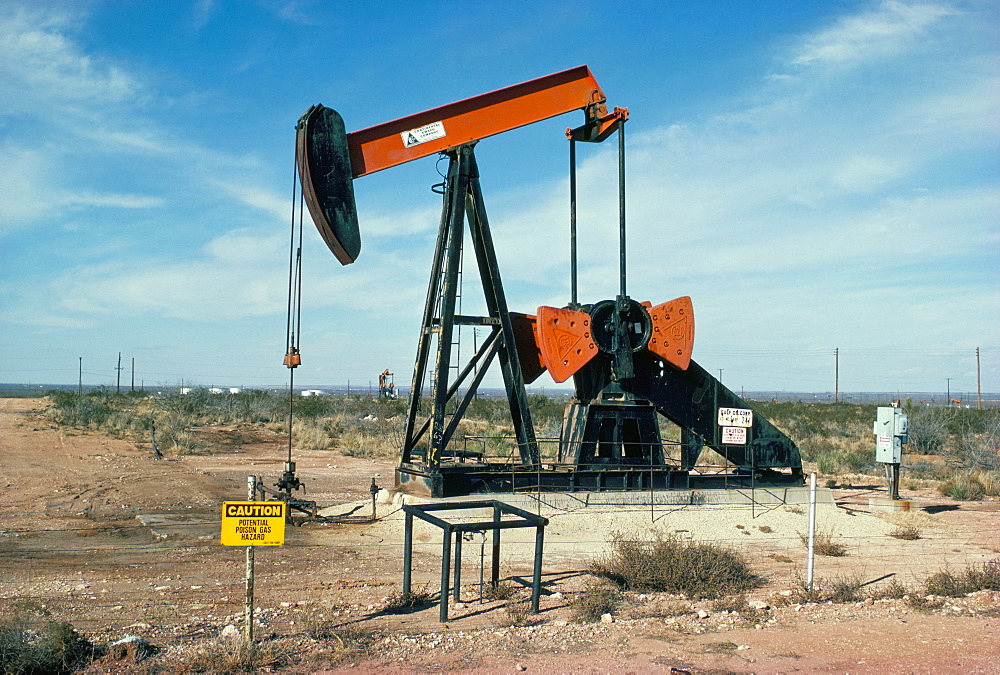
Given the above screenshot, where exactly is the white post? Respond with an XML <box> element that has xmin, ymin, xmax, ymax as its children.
<box><xmin>244</xmin><ymin>476</ymin><xmax>256</xmax><ymax>643</ymax></box>
<box><xmin>806</xmin><ymin>472</ymin><xmax>817</xmax><ymax>591</ymax></box>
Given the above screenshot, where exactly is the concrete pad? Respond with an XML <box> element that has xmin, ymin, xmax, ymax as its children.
<box><xmin>375</xmin><ymin>486</ymin><xmax>835</xmax><ymax>511</ymax></box>
<box><xmin>868</xmin><ymin>497</ymin><xmax>913</xmax><ymax>513</ymax></box>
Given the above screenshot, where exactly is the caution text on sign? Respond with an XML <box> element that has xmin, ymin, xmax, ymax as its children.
<box><xmin>221</xmin><ymin>501</ymin><xmax>286</xmax><ymax>546</ymax></box>
<box><xmin>721</xmin><ymin>426</ymin><xmax>748</xmax><ymax>445</ymax></box>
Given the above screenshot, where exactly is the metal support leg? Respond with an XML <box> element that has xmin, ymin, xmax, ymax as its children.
<box><xmin>531</xmin><ymin>525</ymin><xmax>545</xmax><ymax>613</ymax></box>
<box><xmin>440</xmin><ymin>529</ymin><xmax>452</xmax><ymax>622</ymax></box>
<box><xmin>491</xmin><ymin>504</ymin><xmax>501</xmax><ymax>586</ymax></box>
<box><xmin>403</xmin><ymin>512</ymin><xmax>413</xmax><ymax>595</ymax></box>
<box><xmin>453</xmin><ymin>534</ymin><xmax>463</xmax><ymax>602</ymax></box>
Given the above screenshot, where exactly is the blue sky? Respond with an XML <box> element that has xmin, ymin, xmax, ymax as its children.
<box><xmin>1</xmin><ymin>0</ymin><xmax>997</xmax><ymax>398</ymax></box>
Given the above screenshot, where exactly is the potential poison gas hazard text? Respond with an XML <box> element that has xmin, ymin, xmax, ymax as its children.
<box><xmin>221</xmin><ymin>501</ymin><xmax>286</xmax><ymax>546</ymax></box>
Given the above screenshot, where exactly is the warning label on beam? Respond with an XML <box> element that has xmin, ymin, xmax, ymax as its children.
<box><xmin>400</xmin><ymin>121</ymin><xmax>446</xmax><ymax>148</ymax></box>
<box><xmin>221</xmin><ymin>501</ymin><xmax>286</xmax><ymax>546</ymax></box>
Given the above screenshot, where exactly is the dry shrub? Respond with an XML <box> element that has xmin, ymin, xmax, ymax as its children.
<box><xmin>592</xmin><ymin>532</ymin><xmax>762</xmax><ymax>599</ymax></box>
<box><xmin>291</xmin><ymin>418</ymin><xmax>333</xmax><ymax>450</ymax></box>
<box><xmin>827</xmin><ymin>574</ymin><xmax>865</xmax><ymax>603</ymax></box>
<box><xmin>882</xmin><ymin>511</ymin><xmax>941</xmax><ymax>530</ymax></box>
<box><xmin>888</xmin><ymin>525</ymin><xmax>921</xmax><ymax>540</ymax></box>
<box><xmin>482</xmin><ymin>581</ymin><xmax>518</xmax><ymax>602</ymax></box>
<box><xmin>975</xmin><ymin>471</ymin><xmax>1000</xmax><ymax>496</ymax></box>
<box><xmin>790</xmin><ymin>574</ymin><xmax>865</xmax><ymax>604</ymax></box>
<box><xmin>869</xmin><ymin>578</ymin><xmax>910</xmax><ymax>600</ymax></box>
<box><xmin>0</xmin><ymin>602</ymin><xmax>92</xmax><ymax>674</ymax></box>
<box><xmin>571</xmin><ymin>582</ymin><xmax>621</xmax><ymax>623</ymax></box>
<box><xmin>154</xmin><ymin>635</ymin><xmax>292</xmax><ymax>674</ymax></box>
<box><xmin>907</xmin><ymin>595</ymin><xmax>945</xmax><ymax>611</ymax></box>
<box><xmin>800</xmin><ymin>530</ymin><xmax>848</xmax><ymax>556</ymax></box>
<box><xmin>495</xmin><ymin>601</ymin><xmax>535</xmax><ymax>627</ymax></box>
<box><xmin>939</xmin><ymin>474</ymin><xmax>986</xmax><ymax>500</ymax></box>
<box><xmin>924</xmin><ymin>558</ymin><xmax>1000</xmax><ymax>597</ymax></box>
<box><xmin>382</xmin><ymin>587</ymin><xmax>433</xmax><ymax>614</ymax></box>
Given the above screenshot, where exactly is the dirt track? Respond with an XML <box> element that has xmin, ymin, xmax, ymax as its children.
<box><xmin>1</xmin><ymin>397</ymin><xmax>999</xmax><ymax>673</ymax></box>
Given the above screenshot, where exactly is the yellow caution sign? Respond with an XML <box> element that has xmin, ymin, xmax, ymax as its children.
<box><xmin>220</xmin><ymin>501</ymin><xmax>286</xmax><ymax>546</ymax></box>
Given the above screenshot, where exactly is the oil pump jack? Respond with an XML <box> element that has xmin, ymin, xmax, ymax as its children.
<box><xmin>295</xmin><ymin>66</ymin><xmax>803</xmax><ymax>498</ymax></box>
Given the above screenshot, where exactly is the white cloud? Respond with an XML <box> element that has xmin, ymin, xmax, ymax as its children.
<box><xmin>789</xmin><ymin>0</ymin><xmax>955</xmax><ymax>67</ymax></box>
<box><xmin>210</xmin><ymin>179</ymin><xmax>289</xmax><ymax>222</ymax></box>
<box><xmin>46</xmin><ymin>239</ymin><xmax>289</xmax><ymax>323</ymax></box>
<box><xmin>62</xmin><ymin>191</ymin><xmax>165</xmax><ymax>209</ymax></box>
<box><xmin>0</xmin><ymin>144</ymin><xmax>53</xmax><ymax>233</ymax></box>
<box><xmin>831</xmin><ymin>155</ymin><xmax>906</xmax><ymax>193</ymax></box>
<box><xmin>0</xmin><ymin>6</ymin><xmax>144</xmax><ymax>115</ymax></box>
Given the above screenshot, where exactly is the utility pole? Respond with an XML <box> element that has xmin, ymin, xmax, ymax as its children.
<box><xmin>834</xmin><ymin>347</ymin><xmax>839</xmax><ymax>404</ymax></box>
<box><xmin>78</xmin><ymin>357</ymin><xmax>82</xmax><ymax>396</ymax></box>
<box><xmin>116</xmin><ymin>353</ymin><xmax>123</xmax><ymax>393</ymax></box>
<box><xmin>131</xmin><ymin>357</ymin><xmax>135</xmax><ymax>393</ymax></box>
<box><xmin>946</xmin><ymin>377</ymin><xmax>951</xmax><ymax>405</ymax></box>
<box><xmin>718</xmin><ymin>369</ymin><xmax>723</xmax><ymax>385</ymax></box>
<box><xmin>976</xmin><ymin>347</ymin><xmax>982</xmax><ymax>410</ymax></box>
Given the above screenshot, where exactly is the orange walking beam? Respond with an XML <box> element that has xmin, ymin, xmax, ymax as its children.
<box><xmin>346</xmin><ymin>65</ymin><xmax>612</xmax><ymax>177</ymax></box>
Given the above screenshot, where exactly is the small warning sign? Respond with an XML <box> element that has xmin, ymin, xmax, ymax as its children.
<box><xmin>400</xmin><ymin>121</ymin><xmax>446</xmax><ymax>148</ymax></box>
<box><xmin>221</xmin><ymin>501</ymin><xmax>286</xmax><ymax>546</ymax></box>
<box><xmin>718</xmin><ymin>407</ymin><xmax>754</xmax><ymax>428</ymax></box>
<box><xmin>721</xmin><ymin>426</ymin><xmax>747</xmax><ymax>445</ymax></box>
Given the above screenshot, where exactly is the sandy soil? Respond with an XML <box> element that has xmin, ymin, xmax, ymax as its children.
<box><xmin>1</xmin><ymin>397</ymin><xmax>998</xmax><ymax>674</ymax></box>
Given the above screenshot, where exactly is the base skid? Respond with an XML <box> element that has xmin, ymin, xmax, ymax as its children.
<box><xmin>395</xmin><ymin>462</ymin><xmax>803</xmax><ymax>499</ymax></box>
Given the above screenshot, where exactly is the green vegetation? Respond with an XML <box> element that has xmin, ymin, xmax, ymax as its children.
<box><xmin>751</xmin><ymin>399</ymin><xmax>1000</xmax><ymax>499</ymax></box>
<box><xmin>42</xmin><ymin>388</ymin><xmax>570</xmax><ymax>459</ymax></box>
<box><xmin>41</xmin><ymin>390</ymin><xmax>1000</xmax><ymax>498</ymax></box>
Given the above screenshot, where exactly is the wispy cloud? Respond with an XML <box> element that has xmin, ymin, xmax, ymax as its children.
<box><xmin>0</xmin><ymin>6</ymin><xmax>144</xmax><ymax>115</ymax></box>
<box><xmin>789</xmin><ymin>0</ymin><xmax>955</xmax><ymax>67</ymax></box>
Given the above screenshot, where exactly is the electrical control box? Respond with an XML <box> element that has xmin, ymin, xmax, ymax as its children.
<box><xmin>873</xmin><ymin>406</ymin><xmax>908</xmax><ymax>463</ymax></box>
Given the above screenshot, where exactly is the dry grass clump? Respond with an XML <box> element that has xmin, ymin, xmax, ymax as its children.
<box><xmin>153</xmin><ymin>635</ymin><xmax>294</xmax><ymax>673</ymax></box>
<box><xmin>827</xmin><ymin>574</ymin><xmax>865</xmax><ymax>603</ymax></box>
<box><xmin>799</xmin><ymin>530</ymin><xmax>848</xmax><ymax>556</ymax></box>
<box><xmin>790</xmin><ymin>574</ymin><xmax>866</xmax><ymax>604</ymax></box>
<box><xmin>868</xmin><ymin>578</ymin><xmax>910</xmax><ymax>600</ymax></box>
<box><xmin>494</xmin><ymin>601</ymin><xmax>536</xmax><ymax>628</ymax></box>
<box><xmin>938</xmin><ymin>471</ymin><xmax>1000</xmax><ymax>500</ymax></box>
<box><xmin>881</xmin><ymin>511</ymin><xmax>941</xmax><ymax>530</ymax></box>
<box><xmin>570</xmin><ymin>582</ymin><xmax>621</xmax><ymax>623</ymax></box>
<box><xmin>381</xmin><ymin>587</ymin><xmax>433</xmax><ymax>614</ymax></box>
<box><xmin>0</xmin><ymin>602</ymin><xmax>92</xmax><ymax>674</ymax></box>
<box><xmin>888</xmin><ymin>525</ymin><xmax>921</xmax><ymax>540</ymax></box>
<box><xmin>591</xmin><ymin>532</ymin><xmax>762</xmax><ymax>599</ymax></box>
<box><xmin>482</xmin><ymin>581</ymin><xmax>518</xmax><ymax>602</ymax></box>
<box><xmin>923</xmin><ymin>558</ymin><xmax>1000</xmax><ymax>597</ymax></box>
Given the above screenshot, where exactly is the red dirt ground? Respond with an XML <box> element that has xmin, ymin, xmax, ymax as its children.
<box><xmin>1</xmin><ymin>397</ymin><xmax>998</xmax><ymax>673</ymax></box>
